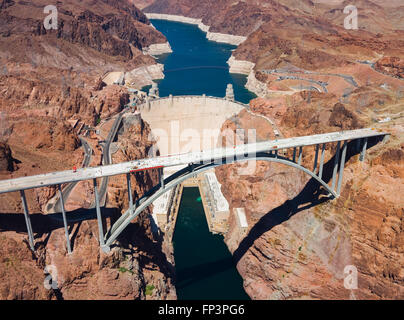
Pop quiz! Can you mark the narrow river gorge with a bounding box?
[149,19,255,299]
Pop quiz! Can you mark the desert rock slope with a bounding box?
[137,0,404,299]
[0,0,176,300]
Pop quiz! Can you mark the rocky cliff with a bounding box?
[215,87,404,299]
[0,115,176,300]
[0,0,176,300]
[375,57,404,79]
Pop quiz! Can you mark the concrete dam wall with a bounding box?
[138,95,248,157]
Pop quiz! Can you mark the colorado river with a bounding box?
[150,19,253,300]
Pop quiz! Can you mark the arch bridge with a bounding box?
[0,128,389,253]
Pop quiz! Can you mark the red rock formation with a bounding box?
[0,142,15,172]
[216,90,404,299]
[0,0,176,300]
[0,116,176,300]
[375,57,404,79]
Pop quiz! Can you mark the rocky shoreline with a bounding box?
[144,14,266,97]
[227,56,268,97]
[145,13,247,46]
[143,42,173,57]
[102,64,165,89]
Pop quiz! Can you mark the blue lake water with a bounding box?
[149,19,251,300]
[147,19,256,104]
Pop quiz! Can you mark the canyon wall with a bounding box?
[0,0,177,300]
[215,90,404,299]
[0,115,177,300]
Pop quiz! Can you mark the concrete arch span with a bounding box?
[103,152,337,251]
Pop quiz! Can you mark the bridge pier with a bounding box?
[337,141,348,196]
[58,184,72,254]
[160,167,165,189]
[20,190,35,251]
[93,179,105,247]
[293,147,296,162]
[356,138,361,153]
[331,141,341,192]
[313,144,319,173]
[126,173,134,215]
[298,146,303,166]
[360,137,368,162]
[318,143,326,180]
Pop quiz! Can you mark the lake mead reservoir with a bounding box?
[149,19,256,104]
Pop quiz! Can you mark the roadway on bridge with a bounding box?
[0,128,388,194]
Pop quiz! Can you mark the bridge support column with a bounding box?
[313,144,319,173]
[319,143,326,180]
[298,146,303,166]
[58,184,72,254]
[20,190,35,251]
[146,97,150,111]
[337,141,348,196]
[160,167,164,189]
[360,137,368,162]
[93,179,105,247]
[356,138,361,153]
[126,173,134,215]
[292,147,296,162]
[331,141,341,192]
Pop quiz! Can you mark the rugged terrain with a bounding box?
[141,0,404,96]
[216,89,404,299]
[0,0,176,300]
[139,0,404,299]
[1,0,403,300]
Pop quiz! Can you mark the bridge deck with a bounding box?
[0,128,388,194]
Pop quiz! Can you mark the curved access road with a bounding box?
[92,111,125,207]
